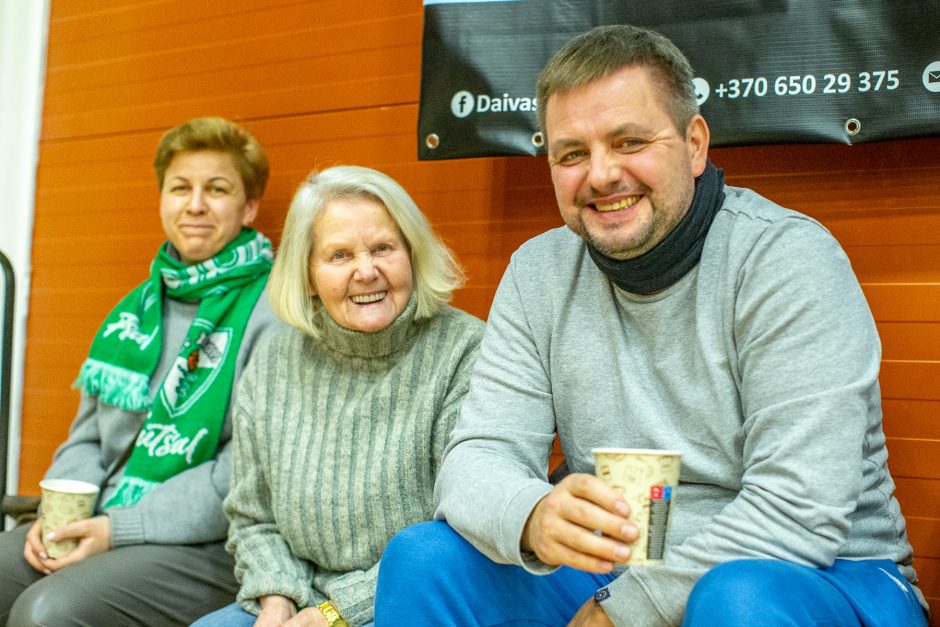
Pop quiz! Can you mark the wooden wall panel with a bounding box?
[23,0,940,620]
[42,1,423,140]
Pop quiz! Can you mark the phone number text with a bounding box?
[714,71,900,98]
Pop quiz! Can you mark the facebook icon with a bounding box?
[450,90,475,117]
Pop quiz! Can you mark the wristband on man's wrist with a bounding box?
[317,600,348,626]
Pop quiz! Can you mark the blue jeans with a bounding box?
[374,521,928,626]
[191,602,255,627]
[375,521,616,626]
[683,558,926,626]
[191,601,376,627]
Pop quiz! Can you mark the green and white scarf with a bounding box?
[74,228,273,509]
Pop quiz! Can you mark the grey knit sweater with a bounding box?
[225,297,483,626]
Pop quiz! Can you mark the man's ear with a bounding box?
[686,114,710,176]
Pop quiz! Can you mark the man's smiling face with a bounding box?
[546,65,709,260]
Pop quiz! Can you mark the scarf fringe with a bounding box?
[73,358,152,412]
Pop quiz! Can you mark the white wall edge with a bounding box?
[1,0,50,527]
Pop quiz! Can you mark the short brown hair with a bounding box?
[536,24,698,137]
[153,117,269,199]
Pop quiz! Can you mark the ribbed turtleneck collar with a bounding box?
[314,292,419,358]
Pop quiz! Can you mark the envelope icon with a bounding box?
[930,70,940,83]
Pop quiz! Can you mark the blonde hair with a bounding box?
[153,117,269,199]
[269,165,466,337]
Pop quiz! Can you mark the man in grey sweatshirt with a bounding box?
[373,24,928,627]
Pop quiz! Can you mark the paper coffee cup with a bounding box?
[592,448,681,566]
[39,479,100,559]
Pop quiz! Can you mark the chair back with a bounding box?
[0,250,14,508]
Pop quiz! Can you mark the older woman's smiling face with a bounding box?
[309,196,414,333]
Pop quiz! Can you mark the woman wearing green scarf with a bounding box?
[0,117,281,626]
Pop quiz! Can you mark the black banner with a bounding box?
[418,0,940,160]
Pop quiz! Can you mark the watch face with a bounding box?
[594,586,611,605]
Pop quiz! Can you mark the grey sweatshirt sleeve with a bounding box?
[601,220,882,625]
[47,382,234,546]
[107,441,233,546]
[44,395,113,488]
[434,259,556,568]
[50,391,213,542]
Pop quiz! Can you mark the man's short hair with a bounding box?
[153,117,269,200]
[536,24,699,137]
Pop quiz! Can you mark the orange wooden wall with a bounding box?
[22,0,939,619]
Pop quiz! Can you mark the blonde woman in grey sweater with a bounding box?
[191,166,484,627]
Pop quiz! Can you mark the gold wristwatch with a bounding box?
[317,600,348,627]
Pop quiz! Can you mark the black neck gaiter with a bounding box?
[586,161,725,295]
